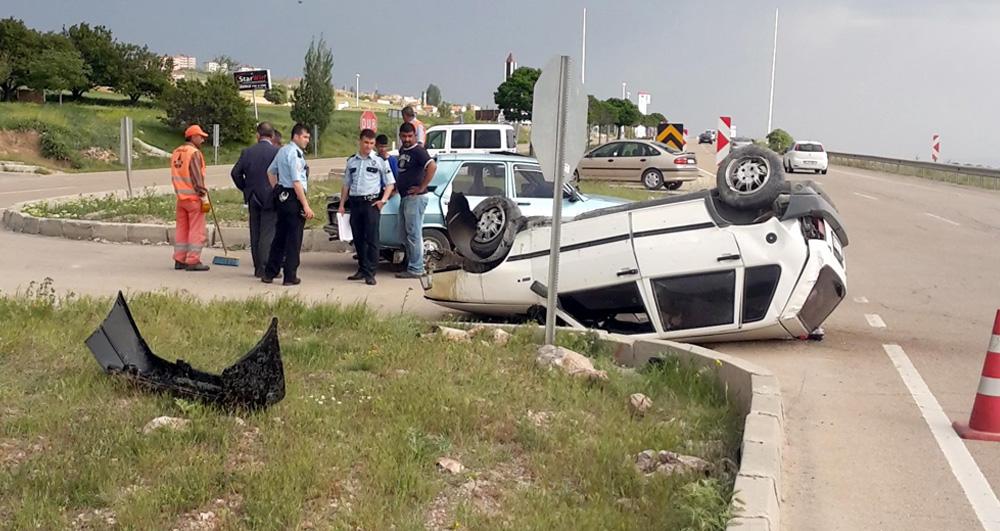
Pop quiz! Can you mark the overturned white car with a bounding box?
[422,146,848,343]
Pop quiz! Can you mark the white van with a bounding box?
[424,124,517,157]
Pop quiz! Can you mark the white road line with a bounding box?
[865,313,887,328]
[833,167,985,197]
[883,344,1000,530]
[853,192,879,200]
[697,168,715,178]
[854,296,870,303]
[925,212,961,226]
[0,186,77,196]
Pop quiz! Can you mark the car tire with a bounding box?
[663,181,683,191]
[716,145,786,211]
[572,170,580,184]
[821,169,828,175]
[470,196,522,259]
[641,169,664,190]
[422,228,451,270]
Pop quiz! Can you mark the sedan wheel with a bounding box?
[642,169,664,190]
[474,206,506,244]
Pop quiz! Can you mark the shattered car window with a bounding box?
[560,282,655,335]
[651,270,736,331]
[513,165,552,199]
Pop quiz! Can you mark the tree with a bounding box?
[766,128,794,153]
[64,23,120,97]
[115,43,172,104]
[604,98,641,138]
[210,55,239,73]
[642,112,666,128]
[159,74,254,144]
[494,67,540,122]
[28,33,90,104]
[291,36,334,141]
[438,100,452,120]
[0,18,42,101]
[425,83,442,106]
[264,84,288,104]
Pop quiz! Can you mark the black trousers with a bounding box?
[348,196,381,278]
[248,202,277,276]
[265,189,305,280]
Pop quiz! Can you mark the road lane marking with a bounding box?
[853,192,878,200]
[833,167,988,198]
[0,186,77,196]
[697,168,715,178]
[882,344,1000,530]
[925,213,961,226]
[865,313,886,328]
[854,296,869,303]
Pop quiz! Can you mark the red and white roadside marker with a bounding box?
[932,134,941,162]
[715,116,731,166]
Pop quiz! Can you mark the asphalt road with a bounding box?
[3,146,999,530]
[0,159,451,319]
[692,143,1000,530]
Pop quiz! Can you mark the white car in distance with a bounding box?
[784,141,828,174]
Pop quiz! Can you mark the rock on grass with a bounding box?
[535,345,608,381]
[142,416,190,434]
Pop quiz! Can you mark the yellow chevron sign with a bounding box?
[656,123,685,150]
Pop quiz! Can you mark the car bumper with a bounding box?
[788,159,829,170]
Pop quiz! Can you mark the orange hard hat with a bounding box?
[184,124,209,139]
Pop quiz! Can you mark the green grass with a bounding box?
[0,287,739,530]
[21,180,342,230]
[0,96,451,172]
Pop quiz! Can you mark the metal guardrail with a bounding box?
[827,151,1000,190]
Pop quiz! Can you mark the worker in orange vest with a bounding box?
[170,125,211,271]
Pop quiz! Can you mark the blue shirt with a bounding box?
[267,144,309,192]
[385,154,399,180]
[344,151,394,196]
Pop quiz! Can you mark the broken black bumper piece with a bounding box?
[85,292,286,409]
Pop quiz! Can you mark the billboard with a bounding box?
[233,69,271,91]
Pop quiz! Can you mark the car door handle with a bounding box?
[516,202,530,206]
[607,159,614,162]
[717,254,741,262]
[639,158,647,162]
[616,268,639,277]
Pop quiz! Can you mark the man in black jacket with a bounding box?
[231,122,280,277]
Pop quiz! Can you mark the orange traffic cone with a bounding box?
[953,310,1000,442]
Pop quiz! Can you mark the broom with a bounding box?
[205,189,240,267]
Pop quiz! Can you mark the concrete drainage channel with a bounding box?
[444,323,784,530]
[0,186,349,253]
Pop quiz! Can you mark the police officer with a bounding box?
[261,123,314,286]
[339,128,395,285]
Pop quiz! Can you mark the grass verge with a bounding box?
[20,180,342,230]
[0,287,739,530]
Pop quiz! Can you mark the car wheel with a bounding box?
[821,169,828,175]
[572,170,580,184]
[663,181,682,191]
[716,145,786,210]
[470,196,522,259]
[641,169,664,190]
[814,169,821,174]
[422,228,451,271]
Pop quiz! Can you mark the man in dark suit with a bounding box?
[231,122,280,277]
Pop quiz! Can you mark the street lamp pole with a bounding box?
[355,73,360,108]
[767,8,779,135]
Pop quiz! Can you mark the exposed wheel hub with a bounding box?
[475,207,505,243]
[726,157,771,195]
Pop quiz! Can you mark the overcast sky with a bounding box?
[6,0,998,165]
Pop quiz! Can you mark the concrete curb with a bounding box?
[438,323,783,530]
[0,186,350,253]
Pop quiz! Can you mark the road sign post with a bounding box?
[531,55,586,345]
[716,116,732,166]
[932,134,941,162]
[313,124,319,156]
[119,116,134,199]
[212,124,220,165]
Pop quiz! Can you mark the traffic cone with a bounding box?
[953,310,1000,442]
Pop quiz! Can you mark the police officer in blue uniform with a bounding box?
[262,123,314,286]
[339,128,395,285]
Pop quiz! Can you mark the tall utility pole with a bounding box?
[581,8,587,84]
[767,7,779,135]
[621,81,626,99]
[355,73,360,108]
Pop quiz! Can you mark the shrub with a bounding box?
[8,119,82,167]
[158,74,254,144]
[264,84,288,105]
[766,128,794,154]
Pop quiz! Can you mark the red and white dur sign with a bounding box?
[359,111,378,132]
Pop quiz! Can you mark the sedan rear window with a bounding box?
[653,142,681,154]
[795,143,825,152]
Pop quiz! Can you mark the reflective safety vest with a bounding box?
[170,144,205,201]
